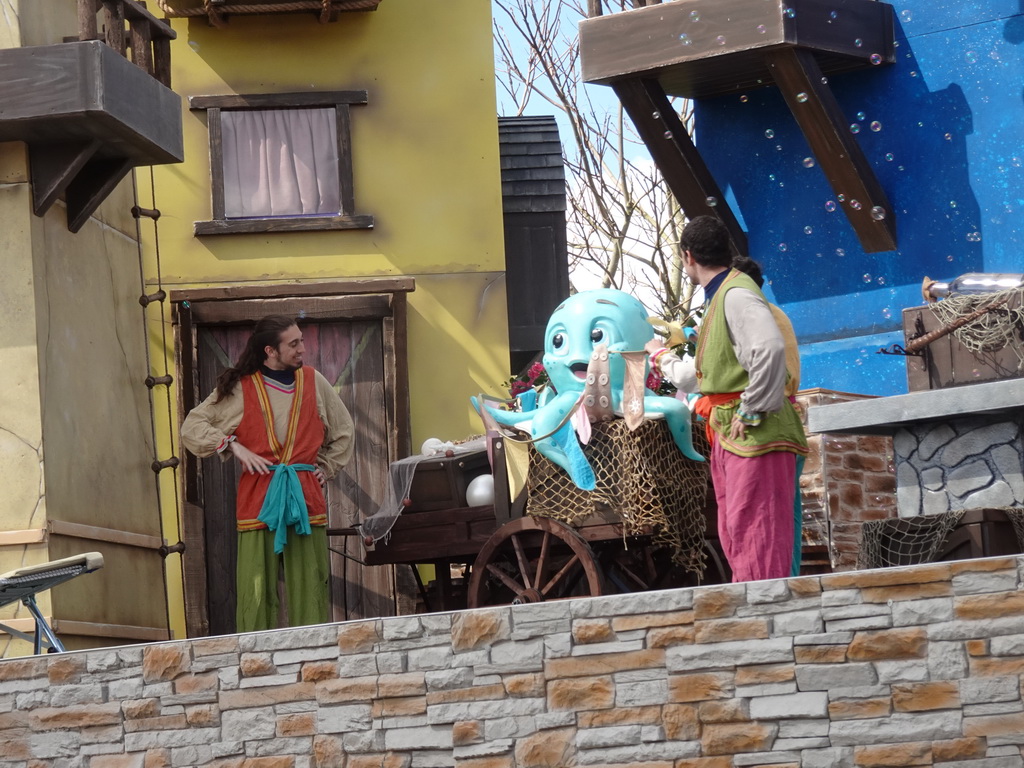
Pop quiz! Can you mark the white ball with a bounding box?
[465,474,495,507]
[421,437,444,456]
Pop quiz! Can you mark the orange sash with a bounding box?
[692,392,742,445]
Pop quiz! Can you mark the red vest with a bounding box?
[234,367,327,530]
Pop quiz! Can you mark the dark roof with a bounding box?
[498,116,566,213]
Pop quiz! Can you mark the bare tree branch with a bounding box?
[494,0,697,322]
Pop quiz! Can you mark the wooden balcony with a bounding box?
[0,0,183,232]
[579,0,898,253]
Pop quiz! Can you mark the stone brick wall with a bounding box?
[3,556,1024,767]
[797,390,897,571]
[894,414,1024,517]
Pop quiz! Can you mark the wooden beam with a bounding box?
[29,140,102,216]
[65,156,134,233]
[612,77,748,257]
[52,619,171,642]
[168,277,416,304]
[194,213,373,236]
[765,47,896,253]
[190,91,368,110]
[49,519,164,551]
[185,294,393,324]
[0,529,47,546]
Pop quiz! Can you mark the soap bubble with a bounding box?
[862,273,872,283]
[965,50,978,64]
[757,24,767,34]
[803,157,816,168]
[850,200,862,210]
[830,10,838,19]
[785,7,796,18]
[716,35,727,45]
[679,33,691,45]
[690,10,700,21]
[870,206,886,220]
[796,92,808,103]
[778,242,788,252]
[881,307,891,319]
[803,226,813,235]
[850,123,861,134]
[651,111,661,119]
[856,111,866,121]
[836,248,846,256]
[664,131,672,139]
[870,53,883,65]
[854,38,863,47]
[870,121,882,132]
[765,129,775,138]
[825,201,836,212]
[885,152,895,161]
[966,231,981,242]
[900,9,912,21]
[820,76,829,85]
[706,196,718,207]
[740,94,749,103]
[877,276,886,285]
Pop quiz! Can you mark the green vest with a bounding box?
[695,269,808,458]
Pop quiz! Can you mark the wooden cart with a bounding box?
[330,428,729,613]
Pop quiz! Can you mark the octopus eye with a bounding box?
[552,333,565,349]
[591,328,605,343]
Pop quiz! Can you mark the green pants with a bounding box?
[236,526,329,633]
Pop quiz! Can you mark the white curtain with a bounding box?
[221,108,340,218]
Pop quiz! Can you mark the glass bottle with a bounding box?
[922,273,1024,302]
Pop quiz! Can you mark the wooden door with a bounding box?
[173,283,412,636]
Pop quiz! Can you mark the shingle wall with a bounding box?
[2,556,1023,767]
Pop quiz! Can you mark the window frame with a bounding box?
[189,91,373,236]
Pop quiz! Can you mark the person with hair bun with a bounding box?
[645,217,807,582]
[182,315,354,632]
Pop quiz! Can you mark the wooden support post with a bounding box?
[29,140,103,217]
[586,0,603,17]
[102,0,127,55]
[152,36,171,88]
[612,77,748,257]
[64,156,133,233]
[78,0,100,40]
[765,47,897,253]
[129,18,153,75]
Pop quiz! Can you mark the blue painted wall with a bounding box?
[696,1,1024,395]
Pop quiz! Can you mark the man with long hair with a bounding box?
[646,217,807,581]
[182,315,354,632]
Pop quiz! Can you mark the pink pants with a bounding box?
[711,442,796,582]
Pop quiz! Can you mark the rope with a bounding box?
[928,286,1024,370]
[132,169,185,632]
[157,0,381,17]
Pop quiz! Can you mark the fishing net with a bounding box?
[857,510,967,569]
[927,287,1024,370]
[525,418,711,574]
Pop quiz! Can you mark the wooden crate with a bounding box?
[405,450,491,512]
[902,293,1024,391]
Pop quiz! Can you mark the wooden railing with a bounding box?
[587,0,663,17]
[77,0,176,88]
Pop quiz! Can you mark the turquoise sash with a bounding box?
[257,463,316,554]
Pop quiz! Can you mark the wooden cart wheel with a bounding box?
[467,517,603,609]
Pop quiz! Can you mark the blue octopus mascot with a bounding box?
[475,288,703,491]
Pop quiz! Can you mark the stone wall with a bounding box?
[796,390,897,570]
[3,556,1024,767]
[894,414,1024,518]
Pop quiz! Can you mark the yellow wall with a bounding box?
[146,0,509,637]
